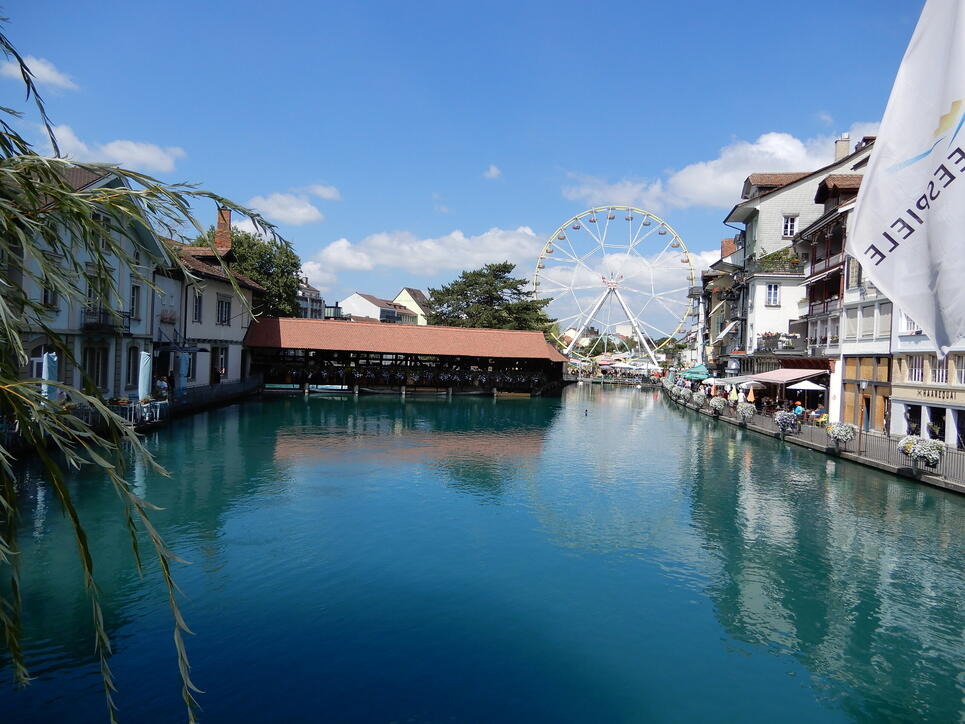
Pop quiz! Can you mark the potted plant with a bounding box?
[830,335,840,343]
[709,397,726,417]
[692,391,707,408]
[825,422,856,453]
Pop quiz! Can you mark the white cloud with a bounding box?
[306,184,342,201]
[817,111,834,127]
[1,55,77,90]
[51,124,185,172]
[301,261,337,292]
[305,225,543,279]
[247,193,323,225]
[483,164,502,179]
[563,121,880,211]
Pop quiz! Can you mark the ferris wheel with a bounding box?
[532,205,697,367]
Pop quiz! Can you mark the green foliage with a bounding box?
[0,27,276,723]
[426,261,552,330]
[193,227,302,317]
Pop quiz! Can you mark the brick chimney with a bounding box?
[214,206,232,251]
[720,237,737,258]
[834,133,851,161]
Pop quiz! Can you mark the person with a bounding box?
[793,400,805,417]
[738,389,747,404]
[154,375,168,400]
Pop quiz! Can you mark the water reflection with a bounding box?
[674,402,965,723]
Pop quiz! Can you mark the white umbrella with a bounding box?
[740,381,766,390]
[787,379,826,391]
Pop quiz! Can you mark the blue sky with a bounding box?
[5,0,923,308]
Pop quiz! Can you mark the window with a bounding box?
[82,346,109,389]
[186,351,196,381]
[126,345,140,389]
[216,295,231,326]
[91,211,111,249]
[192,289,203,323]
[845,307,858,338]
[782,216,797,237]
[957,354,965,385]
[215,346,229,379]
[932,355,948,384]
[903,312,920,333]
[860,305,875,338]
[765,283,779,306]
[129,284,142,320]
[42,278,58,309]
[908,355,924,383]
[877,303,892,337]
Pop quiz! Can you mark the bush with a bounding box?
[826,422,856,443]
[898,435,946,466]
[736,402,756,421]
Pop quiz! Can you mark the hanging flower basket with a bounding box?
[773,410,797,438]
[709,397,726,417]
[898,435,945,470]
[736,402,756,424]
[692,392,707,408]
[826,422,856,453]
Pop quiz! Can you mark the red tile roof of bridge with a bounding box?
[245,317,567,362]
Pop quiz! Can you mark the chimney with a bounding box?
[214,206,232,250]
[720,237,737,258]
[834,133,851,161]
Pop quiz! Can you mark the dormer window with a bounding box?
[782,215,797,238]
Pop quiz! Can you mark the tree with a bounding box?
[426,262,552,330]
[0,30,282,723]
[192,226,302,317]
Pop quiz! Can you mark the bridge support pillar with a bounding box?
[401,385,406,398]
[447,387,452,399]
[353,384,359,396]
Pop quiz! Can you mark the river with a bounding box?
[2,385,963,722]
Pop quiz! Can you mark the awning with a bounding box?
[715,320,739,342]
[749,368,827,384]
[702,376,752,385]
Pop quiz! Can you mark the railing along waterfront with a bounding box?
[663,389,965,493]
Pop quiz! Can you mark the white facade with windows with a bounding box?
[889,308,965,449]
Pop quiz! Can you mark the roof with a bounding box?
[814,174,863,203]
[356,293,416,313]
[399,287,430,308]
[746,173,810,192]
[176,247,266,292]
[749,368,827,384]
[725,140,875,223]
[61,166,108,191]
[245,318,567,362]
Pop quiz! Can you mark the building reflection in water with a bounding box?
[679,403,965,723]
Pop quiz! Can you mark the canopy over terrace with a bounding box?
[244,318,568,394]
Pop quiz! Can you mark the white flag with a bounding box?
[848,0,965,355]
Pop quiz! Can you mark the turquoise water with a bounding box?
[2,385,964,722]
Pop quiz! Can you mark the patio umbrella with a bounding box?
[787,380,826,391]
[739,381,766,390]
[747,387,755,403]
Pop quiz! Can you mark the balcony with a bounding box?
[83,307,131,333]
[808,251,845,277]
[757,334,804,353]
[745,258,805,276]
[808,298,842,316]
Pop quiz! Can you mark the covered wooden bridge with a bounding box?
[243,318,569,396]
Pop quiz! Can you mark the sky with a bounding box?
[4,0,924,318]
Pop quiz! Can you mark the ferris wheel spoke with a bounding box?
[579,217,605,247]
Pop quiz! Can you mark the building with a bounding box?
[18,167,169,400]
[889,311,965,448]
[340,293,418,324]
[393,288,430,325]
[161,208,265,392]
[716,134,875,376]
[296,277,324,319]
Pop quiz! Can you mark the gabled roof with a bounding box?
[744,173,810,196]
[814,174,863,203]
[61,166,108,191]
[398,287,430,309]
[245,318,567,362]
[174,245,265,292]
[356,292,416,313]
[725,140,875,223]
